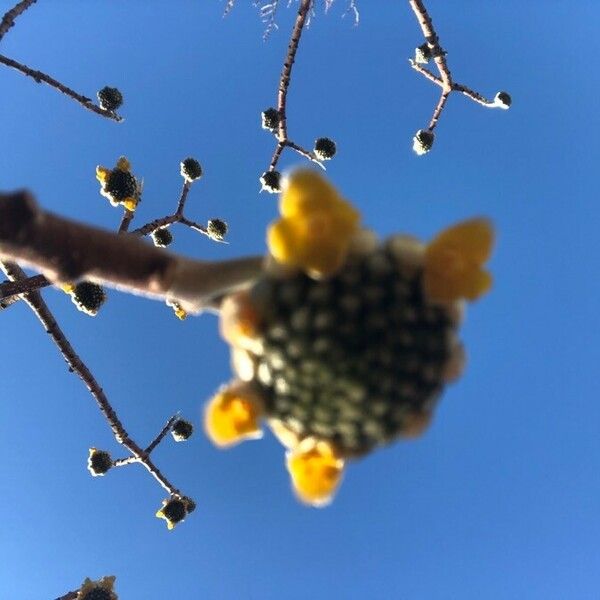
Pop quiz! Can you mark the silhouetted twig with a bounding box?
[0,0,37,42]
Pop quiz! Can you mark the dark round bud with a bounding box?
[171,419,194,442]
[260,170,281,194]
[180,158,203,182]
[414,43,432,64]
[97,86,123,112]
[88,449,112,476]
[162,498,187,524]
[494,91,512,109]
[412,129,435,155]
[72,282,106,316]
[207,218,228,241]
[151,228,173,248]
[261,108,280,131]
[105,169,137,202]
[314,137,337,161]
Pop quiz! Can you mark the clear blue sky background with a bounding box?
[1,1,599,598]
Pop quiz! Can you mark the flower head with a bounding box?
[260,170,281,194]
[77,575,117,600]
[171,419,193,442]
[151,227,173,248]
[70,282,106,316]
[267,170,360,278]
[87,448,112,476]
[207,218,228,241]
[261,107,280,131]
[97,86,123,112]
[206,170,493,506]
[156,496,194,530]
[96,157,139,209]
[180,157,203,183]
[423,217,494,302]
[494,91,512,109]
[413,129,435,155]
[314,137,337,161]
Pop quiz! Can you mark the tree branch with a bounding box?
[0,0,37,42]
[0,190,263,312]
[408,0,504,136]
[0,54,122,121]
[0,260,183,497]
[265,0,323,173]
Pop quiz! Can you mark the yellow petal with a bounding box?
[204,383,263,448]
[122,197,138,212]
[116,156,131,172]
[60,282,75,294]
[428,218,494,265]
[280,170,343,218]
[424,218,494,302]
[267,218,301,268]
[96,166,110,185]
[286,439,344,507]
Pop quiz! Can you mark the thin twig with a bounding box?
[408,0,501,134]
[0,259,183,496]
[54,591,77,600]
[0,0,37,42]
[0,54,122,121]
[266,0,323,173]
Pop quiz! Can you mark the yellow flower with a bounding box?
[77,575,117,600]
[423,218,494,302]
[204,382,263,448]
[95,156,139,208]
[267,170,360,278]
[286,438,345,507]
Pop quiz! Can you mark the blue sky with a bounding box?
[1,1,599,598]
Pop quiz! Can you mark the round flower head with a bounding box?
[71,282,106,316]
[87,448,112,476]
[206,170,493,506]
[151,227,173,248]
[207,218,228,241]
[96,157,139,209]
[260,170,282,194]
[97,86,123,112]
[180,157,203,183]
[76,575,118,600]
[156,496,192,530]
[171,419,194,442]
[261,107,280,131]
[413,129,435,155]
[494,91,512,110]
[314,137,337,161]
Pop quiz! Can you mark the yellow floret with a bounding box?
[267,170,360,278]
[424,218,494,302]
[286,438,345,507]
[204,383,263,448]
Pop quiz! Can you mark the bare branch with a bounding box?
[0,54,122,121]
[408,0,506,137]
[0,0,37,42]
[266,0,322,173]
[0,272,49,299]
[0,260,183,497]
[0,190,263,312]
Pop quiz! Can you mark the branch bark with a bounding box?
[0,190,263,312]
